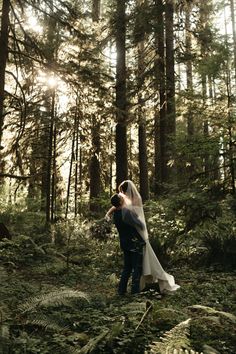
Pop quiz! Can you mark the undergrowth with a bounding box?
[0,192,236,353]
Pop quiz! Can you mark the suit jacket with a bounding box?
[113,208,145,251]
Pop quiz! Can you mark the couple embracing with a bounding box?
[106,180,180,296]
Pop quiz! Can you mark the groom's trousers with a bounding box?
[118,249,143,295]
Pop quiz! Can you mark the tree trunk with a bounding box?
[46,89,55,223]
[115,0,128,186]
[40,107,50,213]
[186,4,194,138]
[89,116,101,212]
[154,0,167,193]
[89,0,101,212]
[138,123,149,201]
[0,0,10,149]
[74,99,79,218]
[51,99,57,222]
[224,6,235,194]
[202,80,210,179]
[92,0,100,22]
[165,0,176,181]
[28,119,40,210]
[65,126,75,219]
[78,146,82,214]
[185,2,195,180]
[208,75,220,181]
[230,0,236,87]
[74,122,79,217]
[199,5,210,179]
[137,1,149,201]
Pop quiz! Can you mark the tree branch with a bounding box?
[0,173,42,180]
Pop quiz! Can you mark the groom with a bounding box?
[110,194,145,295]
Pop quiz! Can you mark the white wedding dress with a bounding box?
[119,180,180,293]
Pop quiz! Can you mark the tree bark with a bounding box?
[115,0,128,186]
[224,6,235,194]
[89,116,101,211]
[186,3,194,138]
[74,100,79,217]
[89,0,101,212]
[185,2,195,178]
[165,0,176,181]
[46,89,55,223]
[0,0,10,148]
[200,5,210,179]
[230,0,236,87]
[51,98,57,222]
[65,125,75,219]
[137,0,149,201]
[92,0,101,22]
[154,0,167,193]
[208,75,220,182]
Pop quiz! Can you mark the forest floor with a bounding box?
[0,227,236,354]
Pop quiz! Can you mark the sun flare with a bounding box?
[25,11,43,34]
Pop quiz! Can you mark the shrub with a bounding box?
[0,235,47,266]
[90,218,114,241]
[144,200,185,266]
[196,217,236,268]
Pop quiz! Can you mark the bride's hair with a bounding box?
[119,181,128,193]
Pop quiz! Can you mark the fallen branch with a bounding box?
[135,300,153,331]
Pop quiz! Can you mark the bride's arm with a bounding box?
[105,206,116,220]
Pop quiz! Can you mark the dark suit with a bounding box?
[113,208,145,294]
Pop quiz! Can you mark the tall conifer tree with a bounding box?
[115,0,128,186]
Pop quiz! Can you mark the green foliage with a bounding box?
[0,235,47,266]
[19,288,89,313]
[166,190,222,231]
[90,218,114,241]
[149,319,191,353]
[195,216,236,267]
[145,200,185,266]
[0,196,236,353]
[143,191,236,268]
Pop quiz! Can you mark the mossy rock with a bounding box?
[152,307,187,330]
[190,315,236,354]
[188,305,236,324]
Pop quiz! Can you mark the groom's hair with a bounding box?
[111,193,121,208]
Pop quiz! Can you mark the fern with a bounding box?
[149,319,192,354]
[19,288,89,313]
[0,324,10,354]
[24,313,68,331]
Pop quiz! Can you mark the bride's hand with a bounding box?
[105,213,111,221]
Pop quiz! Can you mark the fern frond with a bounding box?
[19,288,89,313]
[0,324,10,340]
[24,313,68,331]
[0,323,10,354]
[0,266,8,281]
[149,319,192,354]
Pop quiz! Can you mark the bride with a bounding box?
[106,180,180,293]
